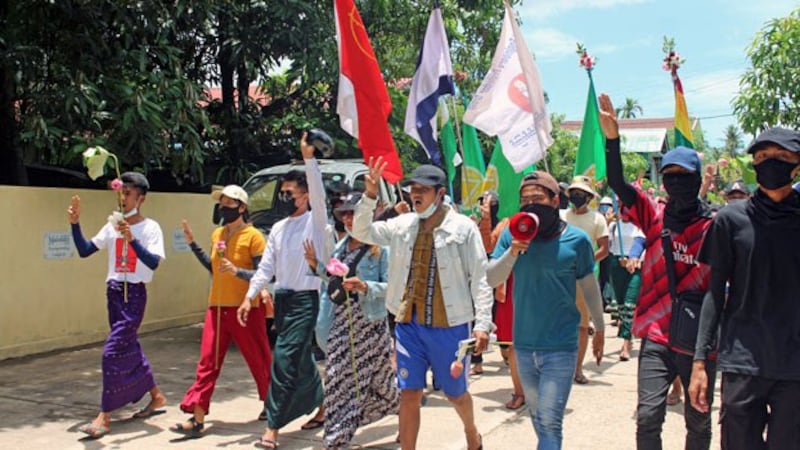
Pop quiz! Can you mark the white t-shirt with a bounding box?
[560,208,609,249]
[91,218,166,283]
[608,220,645,256]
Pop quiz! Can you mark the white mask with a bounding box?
[124,207,138,218]
[416,195,440,219]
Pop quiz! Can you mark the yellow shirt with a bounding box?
[208,225,266,307]
[397,229,449,327]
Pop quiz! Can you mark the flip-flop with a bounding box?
[254,438,279,449]
[132,406,166,419]
[78,423,110,439]
[574,374,589,384]
[300,418,325,430]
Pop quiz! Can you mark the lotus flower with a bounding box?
[82,147,112,180]
[450,360,464,378]
[215,241,226,258]
[718,158,729,167]
[110,178,123,191]
[326,258,349,277]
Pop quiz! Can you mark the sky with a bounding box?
[514,0,799,148]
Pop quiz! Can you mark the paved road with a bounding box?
[0,318,720,449]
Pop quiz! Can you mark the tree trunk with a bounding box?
[0,64,28,185]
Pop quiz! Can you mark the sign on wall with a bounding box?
[172,227,191,253]
[43,231,74,260]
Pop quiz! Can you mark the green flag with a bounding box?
[573,73,606,183]
[481,140,534,220]
[460,121,486,216]
[440,116,459,184]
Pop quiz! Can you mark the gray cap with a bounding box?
[402,165,447,187]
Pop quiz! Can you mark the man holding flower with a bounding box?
[67,172,167,439]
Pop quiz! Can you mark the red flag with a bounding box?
[334,0,403,183]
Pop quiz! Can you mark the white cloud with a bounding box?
[520,0,651,20]
[527,28,584,60]
[646,69,742,113]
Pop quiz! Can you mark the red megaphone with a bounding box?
[509,212,540,241]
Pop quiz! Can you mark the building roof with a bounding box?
[560,117,702,153]
[203,85,271,107]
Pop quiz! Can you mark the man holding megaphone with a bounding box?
[487,171,605,449]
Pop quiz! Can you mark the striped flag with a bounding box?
[671,70,694,148]
[404,2,455,166]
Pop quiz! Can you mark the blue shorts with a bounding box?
[395,314,470,398]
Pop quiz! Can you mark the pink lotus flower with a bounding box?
[648,187,655,196]
[718,158,729,167]
[326,258,349,277]
[450,360,464,378]
[110,178,123,191]
[215,241,226,257]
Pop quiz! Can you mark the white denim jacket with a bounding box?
[351,195,495,332]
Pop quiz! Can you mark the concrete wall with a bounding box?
[0,185,218,360]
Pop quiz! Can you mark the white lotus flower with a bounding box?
[82,146,111,180]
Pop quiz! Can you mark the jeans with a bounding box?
[720,373,800,450]
[637,339,716,450]
[516,349,578,450]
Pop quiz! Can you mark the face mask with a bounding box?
[521,203,561,240]
[124,207,138,218]
[569,192,589,209]
[334,219,346,233]
[755,158,799,190]
[276,193,299,216]
[662,172,701,202]
[416,194,441,219]
[220,206,241,224]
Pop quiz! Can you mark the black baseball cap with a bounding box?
[402,164,447,187]
[747,127,800,154]
[725,181,750,196]
[121,171,150,194]
[333,192,362,220]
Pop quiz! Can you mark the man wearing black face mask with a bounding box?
[561,175,610,385]
[239,133,328,449]
[599,93,716,450]
[688,127,800,449]
[486,171,605,448]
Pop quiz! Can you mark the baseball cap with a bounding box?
[520,171,560,197]
[660,146,701,173]
[600,196,613,206]
[402,164,447,187]
[567,175,598,197]
[212,185,249,205]
[747,127,800,154]
[333,192,362,220]
[725,181,750,196]
[120,172,150,194]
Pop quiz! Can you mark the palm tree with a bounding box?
[615,97,644,119]
[723,125,743,157]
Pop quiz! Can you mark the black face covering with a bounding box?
[334,219,346,233]
[276,194,299,216]
[755,158,799,190]
[568,192,589,209]
[521,203,563,240]
[220,206,242,224]
[662,172,703,232]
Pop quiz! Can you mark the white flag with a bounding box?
[463,1,553,172]
[404,4,454,166]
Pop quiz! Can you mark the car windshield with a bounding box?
[243,172,347,221]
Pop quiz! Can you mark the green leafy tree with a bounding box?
[722,124,743,157]
[615,97,643,119]
[733,9,800,134]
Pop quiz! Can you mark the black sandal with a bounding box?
[170,417,204,438]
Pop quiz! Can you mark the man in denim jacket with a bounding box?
[352,160,493,450]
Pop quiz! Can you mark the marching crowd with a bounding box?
[66,94,800,449]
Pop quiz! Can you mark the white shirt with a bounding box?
[246,158,328,298]
[91,218,165,283]
[608,220,645,257]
